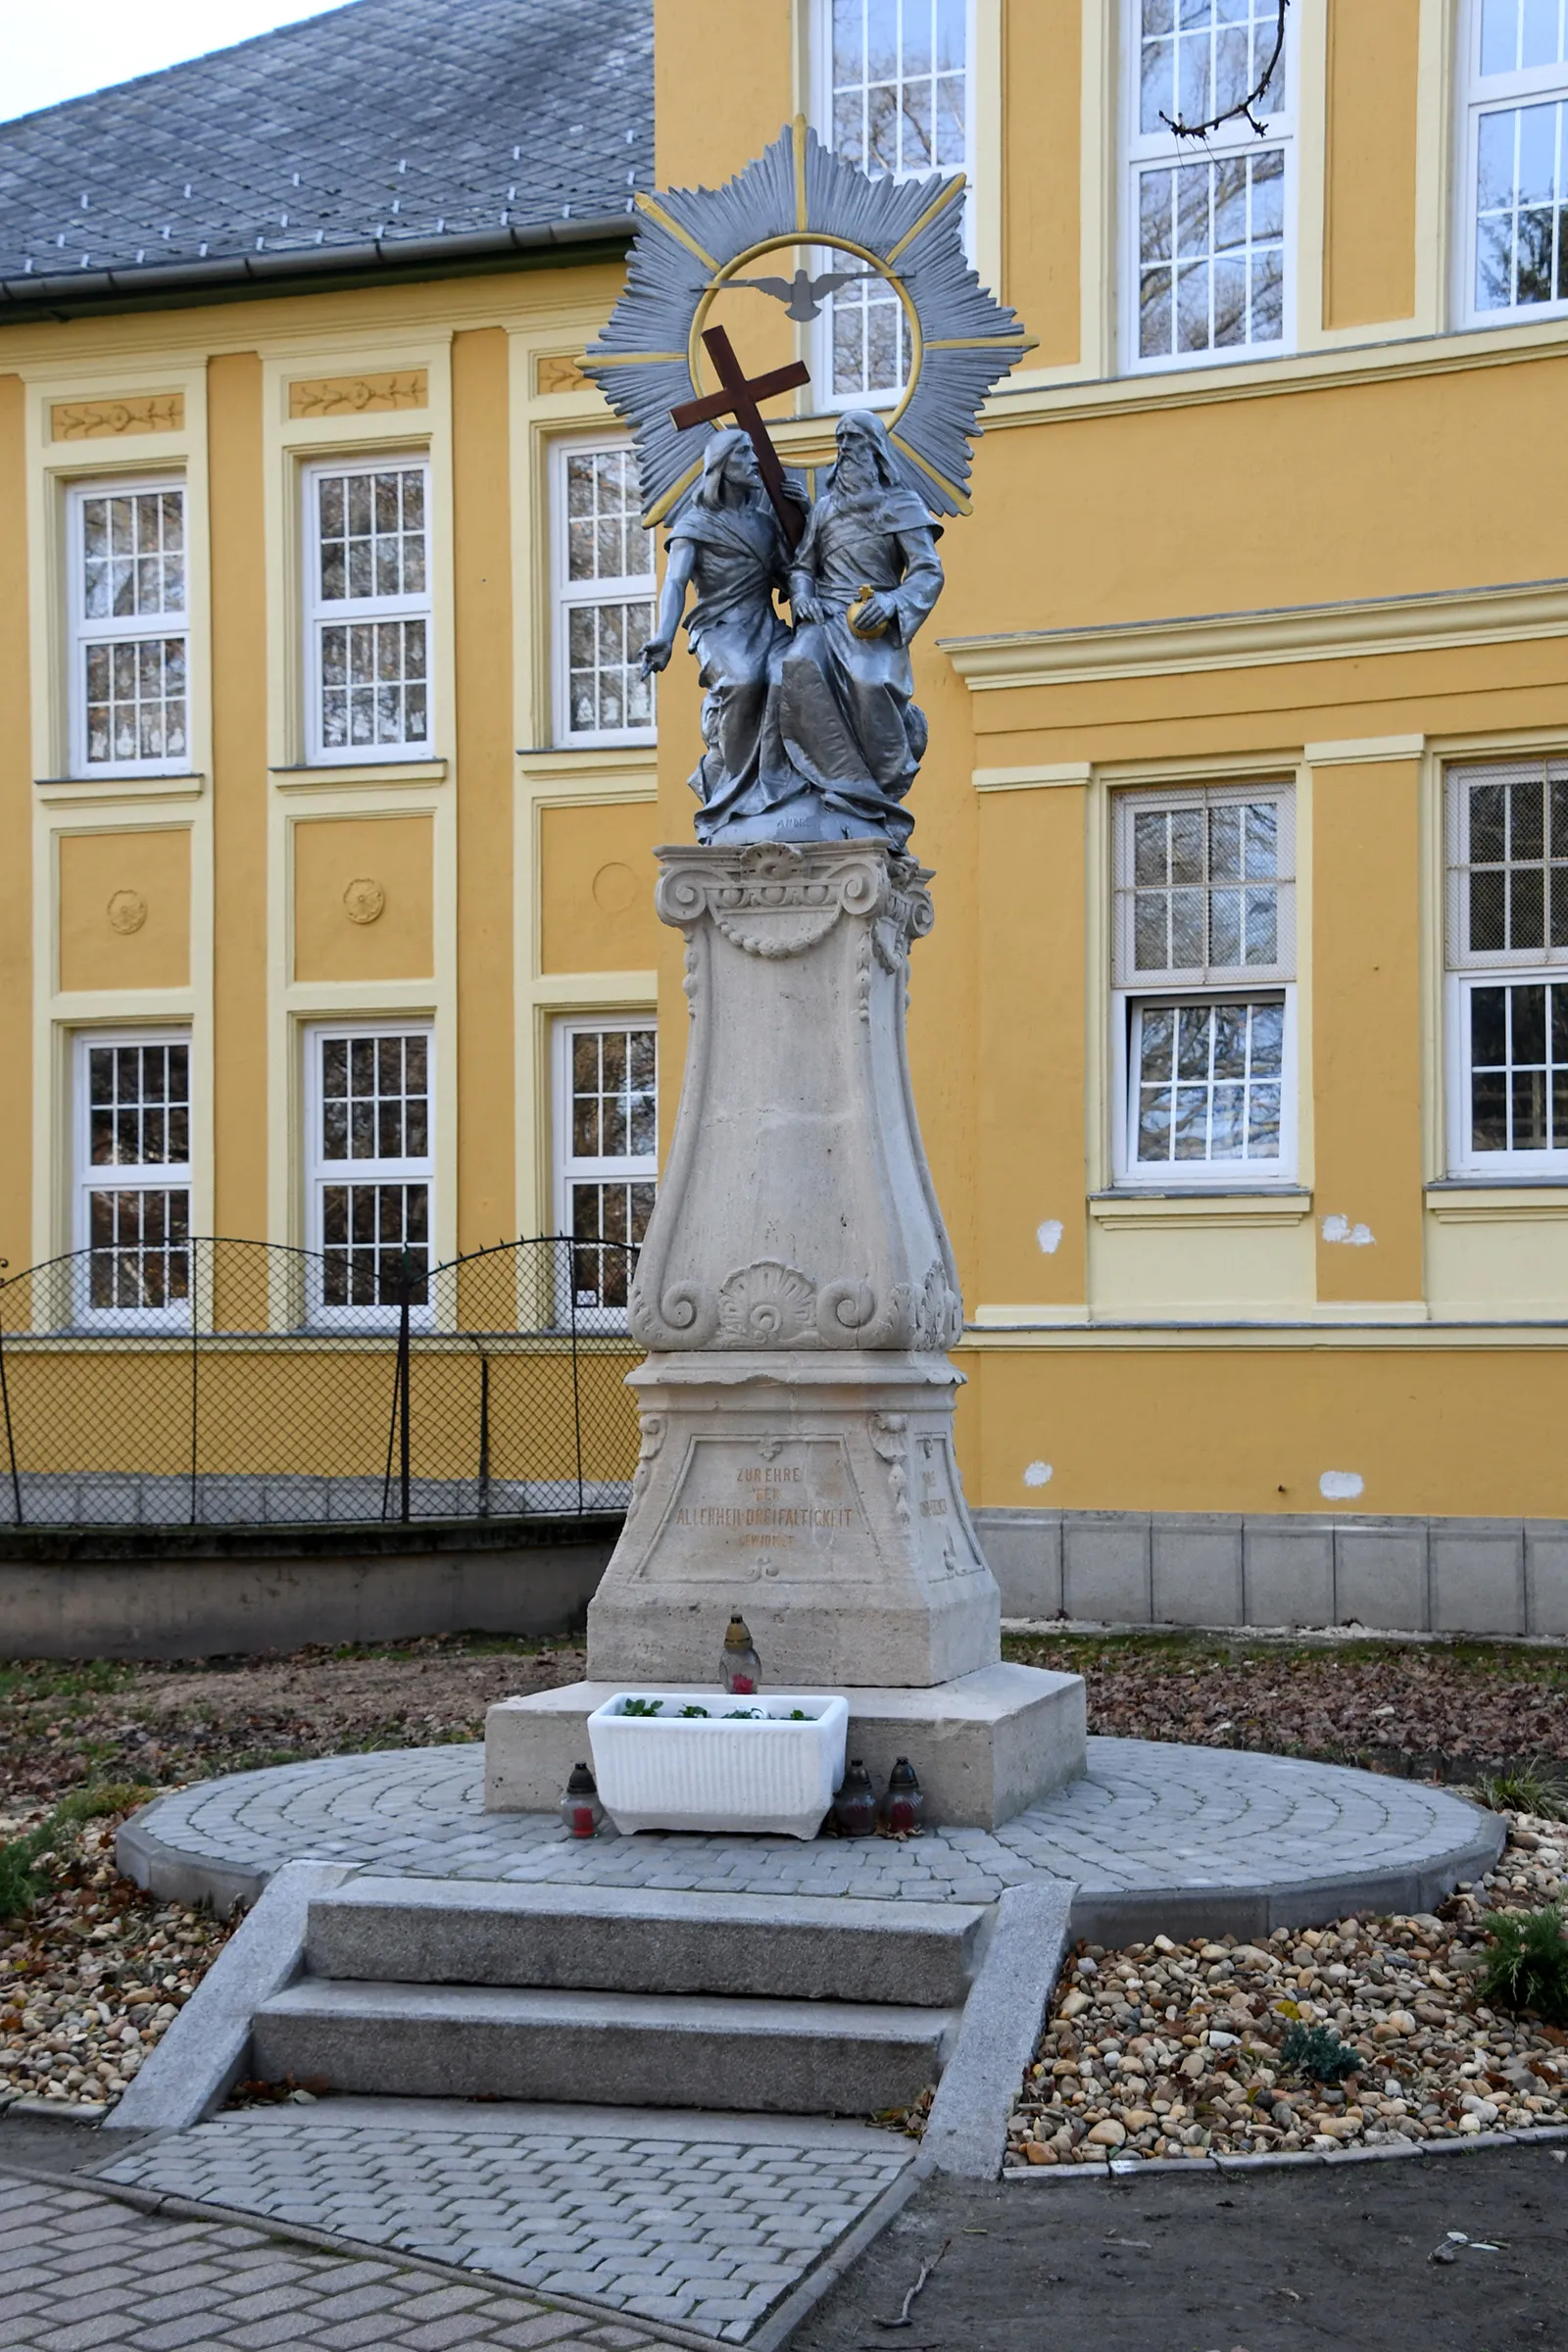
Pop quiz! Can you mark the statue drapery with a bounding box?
[644,413,945,849]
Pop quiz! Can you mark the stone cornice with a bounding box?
[941,575,1568,692]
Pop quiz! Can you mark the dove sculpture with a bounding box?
[726,266,876,321]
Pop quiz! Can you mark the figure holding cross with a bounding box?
[667,325,811,549]
[639,325,944,847]
[638,416,806,841]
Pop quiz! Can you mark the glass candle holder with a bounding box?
[832,1758,877,1838]
[721,1612,761,1694]
[560,1760,603,1838]
[878,1756,924,1835]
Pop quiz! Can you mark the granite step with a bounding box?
[304,1878,986,2007]
[251,1979,958,2114]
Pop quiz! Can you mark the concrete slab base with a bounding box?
[484,1660,1087,1831]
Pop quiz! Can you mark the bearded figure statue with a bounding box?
[774,408,944,851]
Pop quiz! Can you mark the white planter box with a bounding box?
[586,1692,850,1838]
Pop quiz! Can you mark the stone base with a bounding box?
[586,1351,1000,1690]
[483,1661,1086,1832]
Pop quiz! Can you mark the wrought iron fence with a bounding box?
[0,1236,643,1529]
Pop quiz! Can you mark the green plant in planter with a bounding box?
[677,1704,710,1718]
[619,1697,665,1717]
[1279,2022,1361,2084]
[1473,1904,1568,2024]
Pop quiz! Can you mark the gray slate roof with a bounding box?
[0,0,650,313]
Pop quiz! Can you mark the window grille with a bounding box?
[1113,783,1296,989]
[74,1033,191,1320]
[1125,0,1292,369]
[1447,757,1568,969]
[1463,0,1568,320]
[1446,757,1568,1171]
[1112,782,1296,1182]
[304,459,431,761]
[68,481,187,775]
[816,0,971,402]
[555,1019,658,1320]
[306,1026,433,1316]
[552,443,657,748]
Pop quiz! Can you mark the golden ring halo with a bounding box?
[589,121,1028,530]
[686,232,923,433]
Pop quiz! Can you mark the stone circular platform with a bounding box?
[119,1739,1503,1943]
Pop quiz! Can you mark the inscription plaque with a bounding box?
[646,1436,871,1582]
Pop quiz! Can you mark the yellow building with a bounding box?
[7,0,1568,1640]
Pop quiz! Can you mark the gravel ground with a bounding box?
[0,1638,583,2117]
[0,1803,235,2113]
[1008,1811,1568,2167]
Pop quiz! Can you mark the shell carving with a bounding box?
[715,1260,817,1346]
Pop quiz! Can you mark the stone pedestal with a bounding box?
[585,1350,997,1688]
[485,1665,1086,1834]
[589,841,997,1688]
[486,839,1085,1827]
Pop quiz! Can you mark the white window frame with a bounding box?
[303,1020,435,1326]
[1110,781,1298,1188]
[301,453,433,766]
[809,0,976,410]
[1121,0,1297,374]
[72,1027,193,1330]
[552,1015,658,1330]
[1444,754,1568,1174]
[550,437,659,751]
[66,474,189,780]
[1456,0,1568,328]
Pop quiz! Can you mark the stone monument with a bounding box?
[486,122,1085,1828]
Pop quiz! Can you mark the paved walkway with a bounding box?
[95,2103,913,2343]
[0,2167,679,2352]
[122,1738,1502,1936]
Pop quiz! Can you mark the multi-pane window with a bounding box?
[74,1033,191,1320]
[1463,0,1568,319]
[817,0,970,401]
[1113,783,1297,1181]
[304,459,431,761]
[307,1027,433,1315]
[553,443,657,748]
[68,481,187,775]
[1446,758,1568,1169]
[1126,0,1292,368]
[556,1019,657,1323]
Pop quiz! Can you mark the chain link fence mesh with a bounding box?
[0,1237,642,1529]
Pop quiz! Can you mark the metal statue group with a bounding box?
[640,411,943,852]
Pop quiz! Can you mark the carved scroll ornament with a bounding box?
[654,841,933,963]
[632,1253,961,1354]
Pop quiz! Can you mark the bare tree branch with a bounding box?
[1159,0,1288,142]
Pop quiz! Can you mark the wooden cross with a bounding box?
[669,324,810,549]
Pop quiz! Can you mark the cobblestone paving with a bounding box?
[0,2170,679,2351]
[125,1738,1494,1911]
[98,2112,914,2341]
